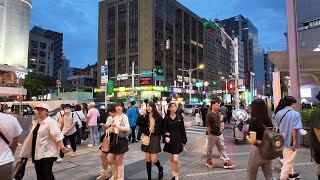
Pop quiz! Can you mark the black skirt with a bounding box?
[141,135,161,154]
[163,137,183,155]
[108,133,129,154]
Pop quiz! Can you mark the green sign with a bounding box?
[140,70,153,78]
[196,82,203,87]
[107,80,115,95]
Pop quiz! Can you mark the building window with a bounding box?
[40,42,46,50]
[31,41,38,49]
[31,49,38,57]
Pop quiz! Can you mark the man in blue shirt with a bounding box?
[275,96,302,180]
[127,101,140,143]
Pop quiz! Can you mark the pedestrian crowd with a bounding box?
[0,93,319,180]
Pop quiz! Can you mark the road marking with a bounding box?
[294,162,314,166]
[186,168,247,177]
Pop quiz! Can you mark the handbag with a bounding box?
[101,130,110,152]
[141,133,151,146]
[184,120,192,128]
[119,116,132,138]
[13,158,28,180]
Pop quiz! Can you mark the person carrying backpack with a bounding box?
[275,96,302,180]
[245,99,274,180]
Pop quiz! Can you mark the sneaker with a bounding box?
[87,144,94,147]
[71,152,76,157]
[56,157,63,163]
[289,173,300,179]
[224,161,236,169]
[206,160,215,168]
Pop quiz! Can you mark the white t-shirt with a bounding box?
[62,113,77,136]
[0,113,23,166]
[112,114,130,133]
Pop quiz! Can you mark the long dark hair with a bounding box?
[251,99,273,132]
[167,102,177,116]
[147,102,161,119]
[274,99,286,115]
[82,103,88,114]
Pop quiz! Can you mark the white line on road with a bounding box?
[186,162,314,177]
[186,168,247,177]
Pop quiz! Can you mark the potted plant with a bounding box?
[300,109,313,146]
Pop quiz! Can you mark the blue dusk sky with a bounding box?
[30,0,287,68]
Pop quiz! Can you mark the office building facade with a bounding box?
[30,26,63,78]
[28,32,54,76]
[98,0,205,89]
[203,25,232,91]
[264,53,274,96]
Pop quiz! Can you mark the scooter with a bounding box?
[232,109,249,144]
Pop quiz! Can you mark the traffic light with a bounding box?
[212,81,217,85]
[227,81,235,91]
[204,19,219,32]
[154,68,164,76]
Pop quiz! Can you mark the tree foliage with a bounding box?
[23,72,57,100]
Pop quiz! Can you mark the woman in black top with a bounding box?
[163,103,187,180]
[246,99,274,180]
[137,102,164,180]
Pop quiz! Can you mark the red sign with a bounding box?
[139,77,152,85]
[227,81,235,91]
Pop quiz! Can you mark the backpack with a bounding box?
[260,126,284,160]
[259,110,290,160]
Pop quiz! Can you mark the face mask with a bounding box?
[64,109,71,113]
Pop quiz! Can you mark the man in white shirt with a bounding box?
[161,97,172,118]
[58,104,77,162]
[0,113,23,179]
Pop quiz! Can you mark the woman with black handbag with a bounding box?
[137,102,164,180]
[107,102,130,180]
[163,103,187,180]
[19,103,69,180]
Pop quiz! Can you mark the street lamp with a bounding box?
[178,64,205,103]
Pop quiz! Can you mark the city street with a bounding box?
[15,117,317,180]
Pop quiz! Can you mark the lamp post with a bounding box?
[179,64,204,102]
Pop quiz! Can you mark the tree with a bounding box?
[23,72,57,100]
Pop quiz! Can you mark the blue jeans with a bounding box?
[88,125,98,144]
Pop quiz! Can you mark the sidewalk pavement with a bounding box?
[14,117,318,180]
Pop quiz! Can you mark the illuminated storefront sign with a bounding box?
[139,77,152,85]
[15,71,27,79]
[113,86,168,92]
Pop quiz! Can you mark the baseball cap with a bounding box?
[35,103,49,111]
[100,105,106,110]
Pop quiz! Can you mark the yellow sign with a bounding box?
[119,87,126,92]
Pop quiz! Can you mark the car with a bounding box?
[184,104,198,116]
[11,104,34,116]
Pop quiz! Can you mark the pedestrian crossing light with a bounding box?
[204,19,219,32]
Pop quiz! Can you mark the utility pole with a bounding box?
[131,61,135,97]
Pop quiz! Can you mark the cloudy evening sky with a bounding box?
[30,0,287,68]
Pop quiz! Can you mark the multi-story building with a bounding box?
[0,0,31,97]
[98,0,205,93]
[264,53,274,96]
[58,54,70,85]
[28,32,54,76]
[30,26,63,78]
[67,63,97,88]
[203,23,231,92]
[220,15,264,91]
